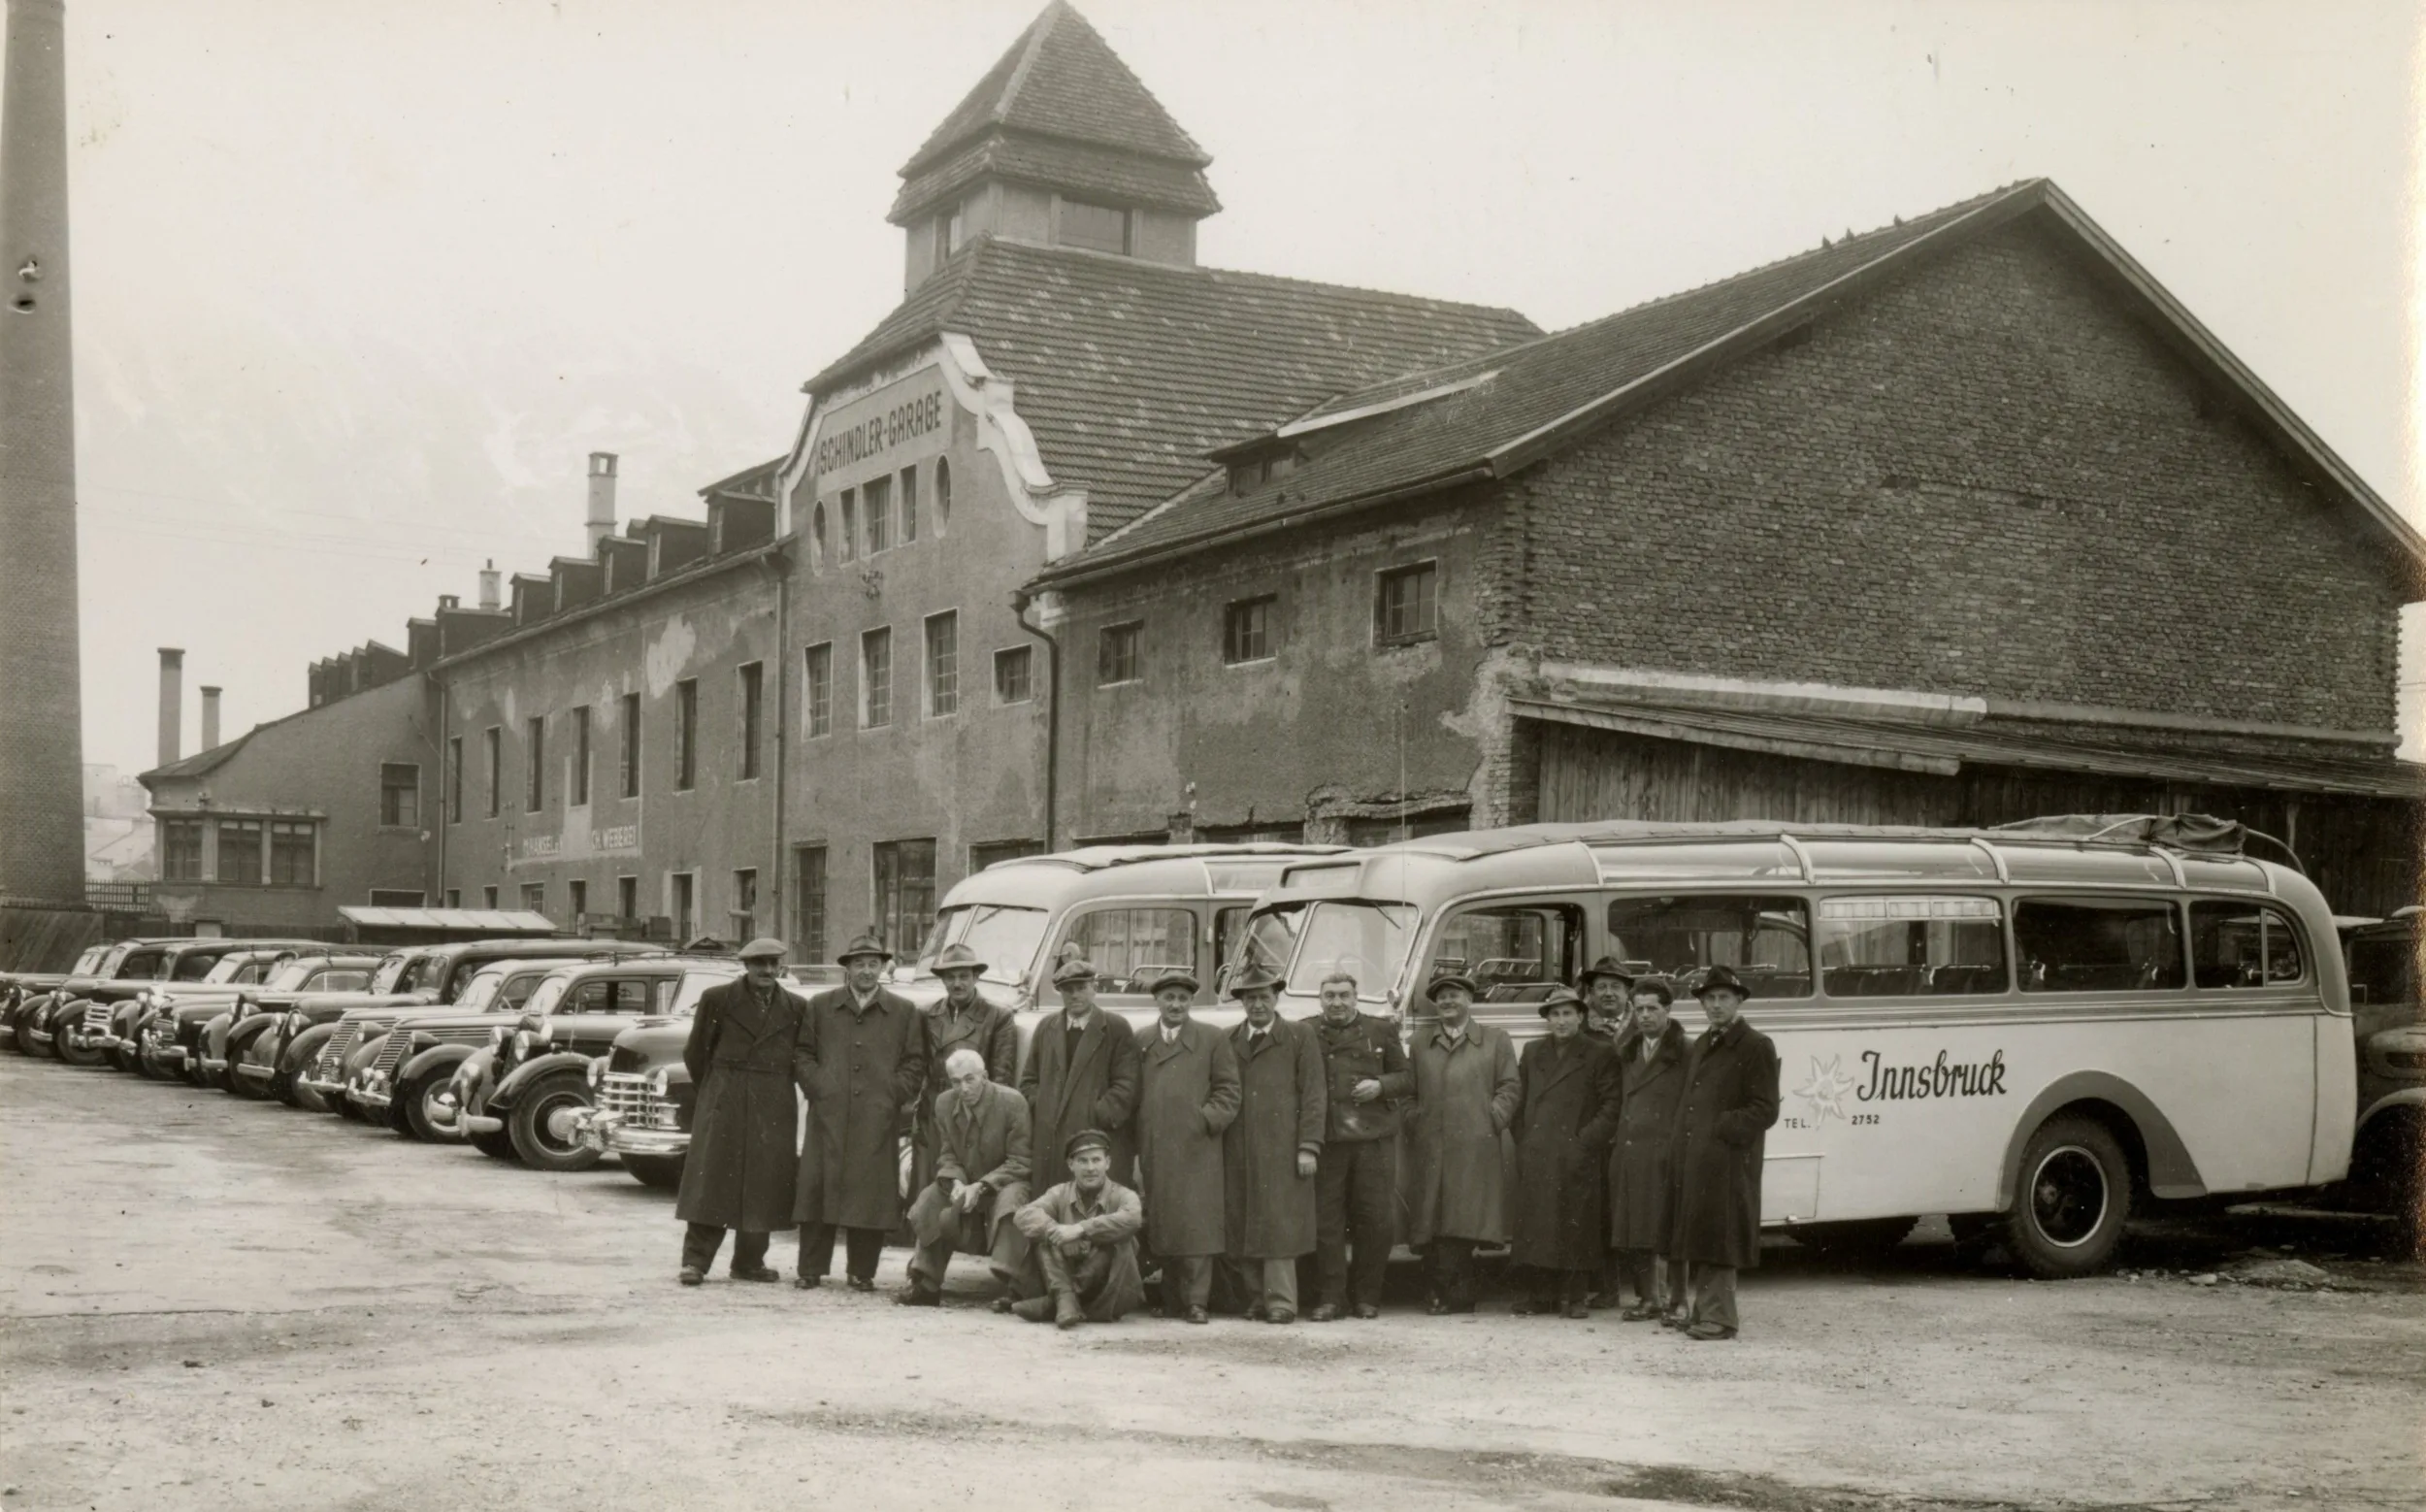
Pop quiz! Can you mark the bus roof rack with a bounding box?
[1987,813,2301,871]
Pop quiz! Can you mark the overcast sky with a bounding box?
[26,0,2424,776]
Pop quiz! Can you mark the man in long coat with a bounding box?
[1403,973,1520,1314]
[1131,968,1239,1324]
[673,937,806,1285]
[1222,966,1324,1324]
[1307,969,1411,1320]
[1577,955,1634,1304]
[1510,986,1622,1317]
[1607,975,1688,1321]
[793,934,929,1291]
[900,1047,1031,1306]
[1020,957,1140,1195]
[909,941,1019,1199]
[1666,965,1780,1340]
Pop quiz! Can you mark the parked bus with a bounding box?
[1236,817,2354,1278]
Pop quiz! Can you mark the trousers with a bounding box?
[1023,1236,1145,1322]
[1223,1255,1300,1318]
[682,1223,770,1273]
[1529,1266,1593,1305]
[799,1223,887,1282]
[1613,1248,1681,1310]
[1425,1237,1479,1309]
[1314,1136,1395,1309]
[905,1182,1030,1290]
[1684,1263,1738,1331]
[1158,1253,1214,1312]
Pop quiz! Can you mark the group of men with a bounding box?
[672,931,1780,1340]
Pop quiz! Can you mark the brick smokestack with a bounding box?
[199,685,221,751]
[157,648,182,768]
[477,559,501,611]
[0,0,87,904]
[586,451,618,553]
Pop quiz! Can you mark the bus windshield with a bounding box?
[915,904,1048,985]
[1279,902,1419,1002]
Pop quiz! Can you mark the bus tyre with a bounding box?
[622,1154,684,1191]
[2005,1115,2131,1279]
[1787,1216,1918,1260]
[508,1072,601,1172]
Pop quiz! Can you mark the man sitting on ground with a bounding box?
[1008,1129,1145,1329]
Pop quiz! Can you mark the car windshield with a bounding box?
[263,960,324,992]
[1277,902,1419,1002]
[520,974,578,1017]
[202,956,253,984]
[369,954,415,994]
[453,970,511,1013]
[172,952,222,981]
[667,969,748,1017]
[914,904,1048,985]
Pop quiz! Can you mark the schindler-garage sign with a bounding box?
[813,370,950,493]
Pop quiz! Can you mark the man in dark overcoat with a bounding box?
[1307,969,1411,1320]
[674,937,806,1286]
[1666,965,1780,1340]
[1020,957,1140,1195]
[900,1047,1031,1306]
[1578,955,1634,1305]
[1606,974,1688,1321]
[909,941,1019,1199]
[1131,968,1239,1324]
[1510,985,1622,1317]
[793,934,929,1291]
[1403,973,1520,1314]
[1222,966,1325,1324]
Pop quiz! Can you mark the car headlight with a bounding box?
[410,1032,437,1053]
[490,1025,511,1048]
[650,1068,670,1097]
[586,1058,606,1089]
[512,1030,539,1059]
[285,1010,306,1033]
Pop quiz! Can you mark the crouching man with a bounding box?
[1008,1128,1145,1329]
[900,1048,1033,1307]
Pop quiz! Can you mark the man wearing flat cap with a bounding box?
[909,941,1019,1204]
[1222,965,1325,1324]
[1666,965,1780,1339]
[793,933,929,1291]
[1403,972,1520,1314]
[1009,1128,1146,1327]
[674,937,807,1286]
[900,1047,1032,1307]
[1510,985,1622,1318]
[1021,956,1140,1199]
[1131,967,1239,1323]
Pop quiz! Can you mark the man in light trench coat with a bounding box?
[1131,968,1240,1324]
[1403,973,1521,1314]
[1222,965,1325,1324]
[793,934,929,1291]
[673,937,806,1285]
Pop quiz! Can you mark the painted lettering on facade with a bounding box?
[811,373,949,490]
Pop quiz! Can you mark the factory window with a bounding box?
[862,628,893,728]
[525,715,545,811]
[1223,596,1276,665]
[1098,621,1141,685]
[270,821,315,886]
[445,889,462,908]
[379,763,420,828]
[369,889,424,908]
[568,879,587,923]
[731,869,758,941]
[925,611,959,717]
[522,882,546,915]
[994,645,1033,705]
[934,460,951,536]
[838,490,858,563]
[446,737,463,824]
[483,728,502,817]
[811,503,829,570]
[865,475,893,554]
[674,678,698,790]
[618,692,641,798]
[898,467,919,543]
[482,885,500,909]
[1375,561,1438,645]
[970,838,1044,871]
[571,706,591,806]
[872,838,936,952]
[803,642,834,738]
[795,846,829,963]
[616,874,639,923]
[738,661,764,780]
[1057,197,1131,255]
[161,818,204,882]
[672,872,696,940]
[216,819,263,886]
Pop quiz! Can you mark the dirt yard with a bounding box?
[1,1053,2419,1512]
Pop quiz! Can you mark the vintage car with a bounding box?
[2343,911,2423,1240]
[119,946,320,1081]
[55,937,319,1069]
[340,957,597,1138]
[139,953,380,1086]
[449,956,754,1169]
[0,944,112,1053]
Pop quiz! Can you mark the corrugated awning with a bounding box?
[1511,696,2425,800]
[337,906,558,933]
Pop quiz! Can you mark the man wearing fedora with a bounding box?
[793,933,929,1291]
[1131,968,1238,1324]
[909,941,1018,1201]
[1020,956,1140,1200]
[1578,956,1635,1305]
[1510,985,1623,1317]
[1403,973,1520,1314]
[1607,974,1689,1321]
[1666,965,1780,1339]
[1222,965,1325,1324]
[1010,1128,1146,1327]
[1308,970,1410,1321]
[900,1047,1032,1307]
[674,937,807,1286]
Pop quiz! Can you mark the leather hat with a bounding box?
[836,934,893,965]
[1537,985,1588,1019]
[931,942,987,976]
[738,937,788,962]
[1579,955,1635,989]
[1148,967,1200,997]
[1063,1128,1114,1161]
[1225,964,1283,1000]
[1425,972,1478,1002]
[1052,956,1099,988]
[1693,964,1752,1001]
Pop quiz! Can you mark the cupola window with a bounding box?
[1057,197,1131,255]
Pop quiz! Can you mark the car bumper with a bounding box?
[353,1073,394,1113]
[577,1110,692,1159]
[297,1072,348,1098]
[147,1045,190,1068]
[198,1055,227,1077]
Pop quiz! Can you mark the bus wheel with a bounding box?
[2005,1115,2130,1279]
[1787,1217,1918,1260]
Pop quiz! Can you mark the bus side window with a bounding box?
[1425,902,1587,1025]
[1212,906,1248,988]
[2189,902,2306,989]
[1606,894,1813,1000]
[2015,898,2186,993]
[1060,906,1202,1001]
[1816,896,2006,997]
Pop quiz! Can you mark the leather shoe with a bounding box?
[1305,1303,1340,1322]
[1586,1291,1620,1310]
[1264,1309,1296,1326]
[1352,1303,1380,1320]
[1620,1303,1658,1322]
[1562,1300,1591,1320]
[1056,1296,1084,1330]
[732,1265,779,1283]
[677,1266,705,1287]
[1011,1296,1056,1323]
[1686,1323,1738,1341]
[1182,1305,1210,1325]
[793,1275,822,1290]
[846,1276,876,1293]
[991,1295,1018,1315]
[1428,1298,1474,1315]
[894,1285,940,1306]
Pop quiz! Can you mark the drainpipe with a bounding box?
[1011,587,1060,851]
[766,548,791,941]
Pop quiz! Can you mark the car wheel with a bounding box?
[2004,1114,2131,1279]
[622,1154,684,1191]
[292,1078,337,1114]
[229,1063,277,1101]
[470,1127,520,1162]
[403,1074,461,1143]
[508,1072,602,1172]
[1786,1216,1918,1259]
[113,1042,149,1075]
[334,1095,368,1123]
[54,1020,108,1068]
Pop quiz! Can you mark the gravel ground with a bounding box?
[1,1053,2419,1512]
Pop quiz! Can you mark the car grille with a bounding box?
[145,1017,176,1049]
[372,1033,414,1077]
[82,1003,113,1037]
[598,1072,679,1130]
[313,1023,365,1082]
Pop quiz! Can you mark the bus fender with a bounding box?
[1995,1071,2206,1208]
[2356,1087,2426,1137]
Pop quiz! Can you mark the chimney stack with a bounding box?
[199,685,221,750]
[156,647,182,769]
[586,452,618,553]
[477,559,501,611]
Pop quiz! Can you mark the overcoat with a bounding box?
[1667,1017,1781,1269]
[1510,1032,1623,1271]
[924,1077,1033,1255]
[910,994,1020,1195]
[1310,1011,1411,1143]
[792,985,929,1232]
[1605,1020,1688,1249]
[674,977,806,1233]
[1403,1022,1521,1246]
[1222,1018,1326,1260]
[1131,1017,1240,1257]
[1020,1006,1142,1193]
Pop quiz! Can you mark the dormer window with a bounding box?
[1228,448,1297,497]
[1057,197,1131,255]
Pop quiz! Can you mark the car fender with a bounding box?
[281,1022,339,1075]
[487,1052,596,1114]
[1993,1069,2207,1209]
[226,1015,280,1059]
[2357,1086,2426,1137]
[398,1041,476,1086]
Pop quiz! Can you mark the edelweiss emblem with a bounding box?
[1794,1054,1857,1123]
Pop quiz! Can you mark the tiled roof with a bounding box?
[892,132,1222,224]
[699,456,784,503]
[803,237,1540,539]
[901,2,1209,179]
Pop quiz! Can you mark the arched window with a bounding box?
[934,459,952,537]
[811,503,828,569]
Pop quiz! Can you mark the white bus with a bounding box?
[1237,817,2355,1277]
